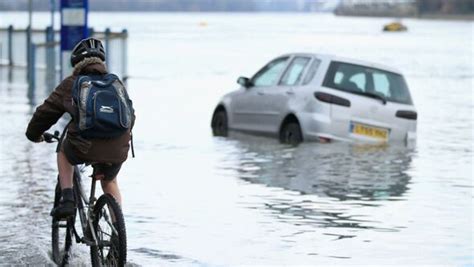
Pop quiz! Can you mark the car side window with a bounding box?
[252,57,289,87]
[302,58,321,85]
[279,57,310,86]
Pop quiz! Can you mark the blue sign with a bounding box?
[60,0,88,77]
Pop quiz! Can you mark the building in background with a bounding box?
[416,0,474,15]
[335,0,419,17]
[335,0,474,18]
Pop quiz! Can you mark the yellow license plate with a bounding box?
[351,123,389,140]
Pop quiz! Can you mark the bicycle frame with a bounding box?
[47,131,125,265]
[70,165,100,247]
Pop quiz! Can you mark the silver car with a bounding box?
[211,53,417,144]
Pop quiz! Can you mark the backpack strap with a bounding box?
[130,131,135,158]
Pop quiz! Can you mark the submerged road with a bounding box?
[0,12,472,266]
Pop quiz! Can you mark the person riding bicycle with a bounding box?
[25,37,135,219]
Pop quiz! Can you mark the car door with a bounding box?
[259,56,311,133]
[229,88,259,131]
[231,56,290,132]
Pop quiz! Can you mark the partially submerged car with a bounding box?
[211,53,417,144]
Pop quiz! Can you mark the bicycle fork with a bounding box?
[86,179,99,246]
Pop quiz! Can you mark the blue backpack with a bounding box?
[72,74,133,139]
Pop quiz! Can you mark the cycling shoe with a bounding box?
[50,200,75,219]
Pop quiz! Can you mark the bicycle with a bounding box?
[44,131,127,266]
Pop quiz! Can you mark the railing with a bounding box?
[0,25,128,93]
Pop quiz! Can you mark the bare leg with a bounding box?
[57,151,74,189]
[101,178,122,205]
[51,151,75,218]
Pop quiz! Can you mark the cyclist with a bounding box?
[25,37,135,219]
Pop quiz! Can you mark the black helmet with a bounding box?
[70,37,106,67]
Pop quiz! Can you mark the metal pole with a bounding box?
[121,29,128,83]
[26,25,31,80]
[104,28,111,67]
[46,26,55,90]
[50,0,55,28]
[28,43,36,99]
[27,0,33,80]
[29,0,33,28]
[49,0,56,85]
[7,25,13,66]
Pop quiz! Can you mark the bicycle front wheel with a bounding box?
[90,194,127,267]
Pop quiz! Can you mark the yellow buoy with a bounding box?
[383,22,407,32]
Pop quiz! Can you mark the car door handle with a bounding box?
[257,91,265,95]
[286,90,294,95]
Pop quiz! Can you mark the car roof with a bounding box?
[280,52,403,75]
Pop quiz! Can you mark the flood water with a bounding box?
[0,12,473,266]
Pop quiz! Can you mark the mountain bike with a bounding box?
[44,132,127,266]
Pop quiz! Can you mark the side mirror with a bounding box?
[237,76,252,88]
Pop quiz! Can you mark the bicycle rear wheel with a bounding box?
[90,193,127,267]
[51,182,74,266]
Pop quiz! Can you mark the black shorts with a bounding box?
[62,140,122,181]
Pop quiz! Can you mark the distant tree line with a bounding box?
[416,0,474,14]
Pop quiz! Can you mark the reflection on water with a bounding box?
[229,133,412,201]
[0,66,37,106]
[219,132,413,235]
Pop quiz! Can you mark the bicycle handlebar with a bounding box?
[43,131,60,143]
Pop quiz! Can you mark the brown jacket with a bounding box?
[25,63,135,164]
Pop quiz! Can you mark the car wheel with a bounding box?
[212,110,228,137]
[280,122,303,145]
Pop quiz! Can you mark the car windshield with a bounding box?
[323,61,413,105]
[252,57,289,87]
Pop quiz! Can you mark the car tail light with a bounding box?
[314,92,351,107]
[396,110,417,120]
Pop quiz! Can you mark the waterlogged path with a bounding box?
[0,13,472,265]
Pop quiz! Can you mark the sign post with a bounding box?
[60,0,88,79]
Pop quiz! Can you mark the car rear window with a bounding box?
[323,61,413,105]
